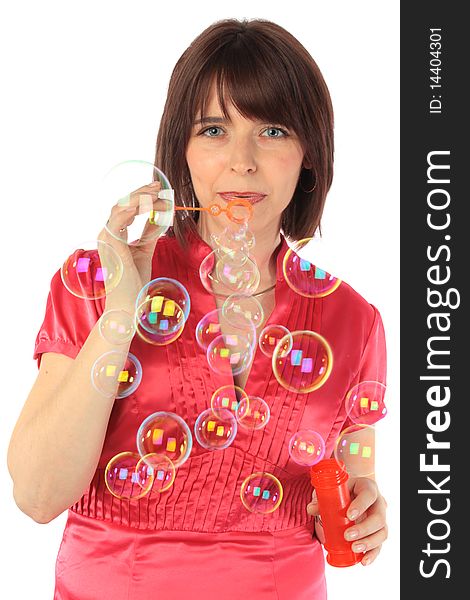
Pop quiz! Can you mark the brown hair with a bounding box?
[154,18,334,247]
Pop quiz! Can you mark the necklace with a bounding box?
[212,282,276,299]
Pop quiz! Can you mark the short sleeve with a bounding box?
[33,268,104,368]
[341,304,388,428]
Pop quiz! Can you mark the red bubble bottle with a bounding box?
[310,458,362,567]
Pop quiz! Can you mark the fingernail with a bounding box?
[345,529,359,540]
[348,509,359,520]
[353,543,366,552]
[362,557,371,566]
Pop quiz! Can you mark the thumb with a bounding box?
[307,490,320,516]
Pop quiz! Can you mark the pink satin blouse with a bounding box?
[34,232,387,599]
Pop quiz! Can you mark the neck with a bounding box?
[197,215,282,290]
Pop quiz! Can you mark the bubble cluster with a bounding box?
[136,453,176,493]
[104,452,153,500]
[199,250,260,297]
[210,385,249,419]
[258,324,292,358]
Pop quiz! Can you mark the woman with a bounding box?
[7,18,388,599]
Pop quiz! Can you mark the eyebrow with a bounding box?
[193,116,230,125]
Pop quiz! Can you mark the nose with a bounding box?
[229,136,257,174]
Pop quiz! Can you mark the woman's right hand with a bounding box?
[98,180,171,310]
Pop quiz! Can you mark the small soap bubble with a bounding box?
[61,240,123,300]
[136,277,190,327]
[199,250,260,297]
[210,385,250,420]
[136,411,192,468]
[333,423,376,478]
[91,351,142,398]
[98,309,135,344]
[194,408,237,450]
[258,324,292,358]
[272,330,333,394]
[195,309,256,351]
[136,453,176,493]
[104,451,153,500]
[207,333,253,377]
[222,294,264,330]
[240,472,283,514]
[288,429,325,466]
[236,396,270,431]
[283,238,341,298]
[345,381,387,424]
[102,160,174,245]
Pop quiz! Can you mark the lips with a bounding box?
[218,192,267,204]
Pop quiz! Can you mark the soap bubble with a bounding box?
[136,411,192,468]
[333,423,376,478]
[104,451,153,500]
[272,330,333,393]
[61,240,123,300]
[194,408,237,450]
[345,381,388,424]
[222,294,264,330]
[136,277,190,329]
[236,396,270,431]
[207,333,254,377]
[98,309,135,344]
[91,351,142,398]
[102,160,174,245]
[136,453,176,493]
[283,238,341,298]
[195,308,256,351]
[240,472,283,514]
[210,385,249,419]
[199,250,260,297]
[288,429,325,466]
[258,324,292,358]
[211,225,255,255]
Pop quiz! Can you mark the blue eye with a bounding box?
[263,127,288,137]
[201,127,223,137]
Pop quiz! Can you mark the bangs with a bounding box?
[191,38,305,137]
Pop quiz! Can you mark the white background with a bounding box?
[0,1,400,598]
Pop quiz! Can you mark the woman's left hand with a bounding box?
[307,477,388,566]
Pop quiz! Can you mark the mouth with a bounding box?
[218,192,267,205]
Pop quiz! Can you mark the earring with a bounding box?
[299,168,317,193]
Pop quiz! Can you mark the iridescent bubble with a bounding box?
[136,277,190,328]
[98,309,135,344]
[194,408,237,450]
[61,240,123,300]
[136,453,176,493]
[211,225,255,255]
[236,396,270,431]
[210,385,249,420]
[240,472,283,514]
[222,294,264,330]
[136,411,192,468]
[258,324,292,358]
[288,429,325,466]
[345,381,388,424]
[135,297,185,339]
[333,423,376,478]
[104,451,153,500]
[283,238,341,298]
[102,160,174,245]
[91,351,142,398]
[272,330,333,393]
[199,250,260,297]
[207,333,253,377]
[195,309,256,351]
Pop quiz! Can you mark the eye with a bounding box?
[200,126,223,137]
[262,127,289,138]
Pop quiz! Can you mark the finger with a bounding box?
[347,478,378,521]
[306,490,320,516]
[360,545,382,566]
[350,524,388,554]
[345,497,387,541]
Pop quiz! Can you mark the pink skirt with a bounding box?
[54,510,327,600]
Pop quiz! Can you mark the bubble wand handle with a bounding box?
[310,458,362,567]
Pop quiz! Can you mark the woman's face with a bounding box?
[185,82,306,234]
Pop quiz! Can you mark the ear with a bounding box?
[302,160,313,170]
